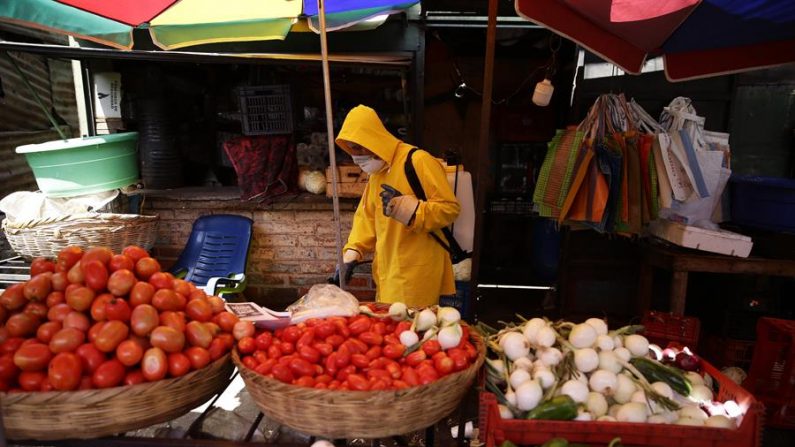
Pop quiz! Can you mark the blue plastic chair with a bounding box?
[169,214,253,298]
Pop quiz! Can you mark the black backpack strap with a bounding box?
[405,149,468,262]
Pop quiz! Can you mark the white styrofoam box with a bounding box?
[445,167,474,253]
[648,219,753,258]
[93,72,122,119]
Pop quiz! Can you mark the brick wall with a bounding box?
[144,190,376,308]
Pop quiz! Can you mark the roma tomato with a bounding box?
[185,321,213,349]
[36,321,62,344]
[208,338,226,361]
[82,247,113,267]
[92,359,125,388]
[129,281,155,307]
[448,349,468,371]
[94,320,130,352]
[66,286,95,312]
[433,355,455,376]
[48,352,83,390]
[150,326,185,353]
[122,245,149,263]
[359,331,383,346]
[0,354,20,382]
[108,254,135,273]
[105,298,132,322]
[351,354,369,369]
[0,284,27,310]
[49,327,86,353]
[206,296,225,314]
[124,369,146,385]
[405,350,427,367]
[56,246,83,271]
[134,257,161,281]
[184,347,211,370]
[348,316,371,335]
[173,279,192,297]
[271,364,294,383]
[159,311,187,332]
[50,272,69,292]
[14,343,52,371]
[141,347,168,381]
[90,293,113,321]
[66,261,84,284]
[82,260,109,292]
[1,338,25,356]
[255,332,273,351]
[30,257,56,276]
[382,343,405,359]
[24,272,52,301]
[130,304,159,337]
[116,340,144,366]
[76,343,106,374]
[281,326,301,343]
[186,299,213,323]
[152,289,183,312]
[24,301,49,319]
[237,336,256,354]
[422,340,442,357]
[6,313,39,338]
[87,322,106,344]
[315,322,335,339]
[47,303,72,323]
[298,346,321,364]
[148,272,174,290]
[19,371,47,391]
[214,312,239,332]
[168,352,191,377]
[63,311,90,332]
[46,290,65,307]
[107,269,136,296]
[347,373,370,391]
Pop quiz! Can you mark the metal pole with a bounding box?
[469,0,498,304]
[317,0,347,290]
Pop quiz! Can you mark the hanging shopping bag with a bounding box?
[533,128,585,219]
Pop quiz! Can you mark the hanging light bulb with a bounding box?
[532,79,554,107]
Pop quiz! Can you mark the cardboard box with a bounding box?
[326,165,367,198]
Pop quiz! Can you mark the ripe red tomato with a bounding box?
[148,272,174,290]
[122,245,149,263]
[108,255,135,273]
[186,299,213,323]
[233,321,255,341]
[448,349,469,371]
[422,340,442,357]
[87,321,106,344]
[50,272,68,292]
[325,334,345,348]
[348,316,371,335]
[208,338,226,361]
[37,321,62,344]
[214,312,239,332]
[130,304,159,337]
[217,333,234,349]
[66,286,95,312]
[0,283,27,310]
[433,354,455,376]
[129,281,155,307]
[159,311,187,332]
[63,311,90,332]
[0,354,20,382]
[105,298,132,322]
[49,327,86,353]
[141,347,168,381]
[116,340,144,366]
[75,343,106,374]
[107,269,136,296]
[124,369,146,385]
[78,376,93,390]
[19,371,47,391]
[382,343,405,359]
[82,247,113,267]
[295,376,315,388]
[167,352,191,377]
[24,301,48,319]
[315,322,335,339]
[347,373,370,391]
[14,343,52,371]
[6,313,39,338]
[417,364,439,385]
[171,279,191,297]
[1,338,25,356]
[134,257,161,281]
[237,336,256,354]
[24,272,52,301]
[185,321,212,349]
[92,359,125,388]
[48,352,83,390]
[47,303,71,323]
[405,350,427,367]
[298,346,321,364]
[255,332,273,351]
[46,291,65,308]
[82,260,109,292]
[359,331,383,346]
[271,364,294,383]
[30,257,56,276]
[184,347,211,370]
[94,320,130,352]
[152,289,183,312]
[150,326,185,353]
[206,296,225,314]
[56,246,83,271]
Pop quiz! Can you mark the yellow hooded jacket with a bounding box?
[336,105,461,308]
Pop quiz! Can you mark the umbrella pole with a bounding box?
[317,0,347,290]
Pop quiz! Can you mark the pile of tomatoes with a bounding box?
[0,245,239,392]
[236,311,479,391]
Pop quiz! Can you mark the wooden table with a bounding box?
[638,243,795,315]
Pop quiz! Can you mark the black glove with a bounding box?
[329,260,358,286]
[380,184,402,215]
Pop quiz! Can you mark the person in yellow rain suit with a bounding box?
[332,105,460,308]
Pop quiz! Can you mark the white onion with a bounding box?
[570,323,598,348]
[505,390,517,407]
[614,347,631,362]
[436,306,461,326]
[486,358,505,376]
[647,415,669,424]
[416,309,437,332]
[624,334,650,357]
[587,392,608,417]
[574,348,599,373]
[676,417,704,426]
[613,336,624,348]
[596,334,615,351]
[535,326,557,347]
[608,405,622,418]
[589,369,618,395]
[598,350,622,374]
[534,368,556,389]
[617,402,648,423]
[585,318,609,336]
[651,382,674,400]
[689,384,714,404]
[705,415,736,429]
[614,374,637,404]
[388,302,408,321]
[438,324,462,350]
[538,347,563,367]
[500,332,530,361]
[679,405,709,421]
[509,368,532,390]
[399,330,419,347]
[512,357,534,371]
[561,379,589,403]
[685,371,705,387]
[597,415,617,422]
[498,404,514,420]
[630,390,654,413]
[574,410,593,421]
[515,380,543,411]
[522,318,547,345]
[310,441,335,447]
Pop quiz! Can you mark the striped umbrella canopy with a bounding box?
[0,0,418,50]
[515,0,795,81]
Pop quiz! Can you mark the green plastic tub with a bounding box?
[15,132,139,198]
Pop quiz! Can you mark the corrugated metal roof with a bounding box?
[0,129,69,199]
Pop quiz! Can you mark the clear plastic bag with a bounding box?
[287,284,360,323]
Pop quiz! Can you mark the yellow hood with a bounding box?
[336,105,401,165]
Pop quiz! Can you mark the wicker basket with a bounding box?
[1,213,159,260]
[233,329,486,439]
[1,355,233,440]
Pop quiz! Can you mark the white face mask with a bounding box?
[351,154,386,174]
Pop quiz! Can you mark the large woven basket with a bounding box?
[1,354,233,440]
[1,213,159,260]
[233,329,486,439]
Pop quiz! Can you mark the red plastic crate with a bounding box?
[702,334,755,370]
[641,311,701,349]
[744,317,795,428]
[479,360,763,447]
